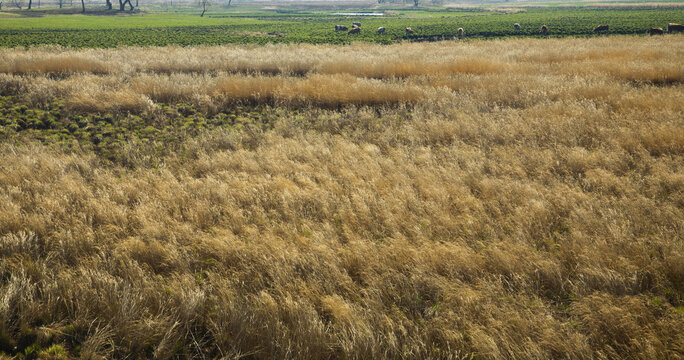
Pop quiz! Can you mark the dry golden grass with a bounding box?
[0,36,683,359]
[0,54,109,75]
[1,36,682,112]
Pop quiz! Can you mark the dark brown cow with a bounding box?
[348,27,361,34]
[405,27,415,35]
[457,28,464,39]
[668,23,684,33]
[541,25,548,35]
[514,23,521,31]
[593,24,609,33]
[377,27,386,34]
[649,27,664,36]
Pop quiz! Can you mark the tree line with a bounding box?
[0,0,230,15]
[0,0,139,12]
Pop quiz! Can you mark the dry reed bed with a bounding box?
[0,36,681,78]
[1,36,683,112]
[0,36,683,359]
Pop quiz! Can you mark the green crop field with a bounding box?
[0,5,682,47]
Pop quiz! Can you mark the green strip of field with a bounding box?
[0,12,267,30]
[0,7,682,47]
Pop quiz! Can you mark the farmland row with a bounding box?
[0,7,682,47]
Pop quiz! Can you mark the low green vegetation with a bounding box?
[0,96,279,166]
[0,6,682,47]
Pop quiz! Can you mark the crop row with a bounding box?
[0,7,682,47]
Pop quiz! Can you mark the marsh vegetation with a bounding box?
[0,36,683,359]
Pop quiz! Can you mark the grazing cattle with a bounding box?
[541,25,548,35]
[348,27,361,34]
[335,25,348,32]
[668,23,684,33]
[405,27,415,35]
[514,23,521,31]
[593,24,609,33]
[649,27,664,36]
[457,27,464,39]
[353,22,361,28]
[377,27,386,34]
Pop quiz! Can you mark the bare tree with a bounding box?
[27,0,31,9]
[118,0,132,11]
[106,0,112,9]
[57,0,64,8]
[199,0,210,17]
[80,0,84,12]
[413,0,418,6]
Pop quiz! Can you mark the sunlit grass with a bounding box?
[0,35,683,359]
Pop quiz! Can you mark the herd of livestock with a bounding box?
[334,22,684,37]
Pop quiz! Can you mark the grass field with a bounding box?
[0,4,683,46]
[0,34,683,358]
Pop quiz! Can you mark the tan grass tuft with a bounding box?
[1,55,109,75]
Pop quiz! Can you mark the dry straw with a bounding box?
[0,35,682,359]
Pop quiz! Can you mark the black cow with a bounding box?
[593,24,609,33]
[649,27,664,36]
[668,23,684,33]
